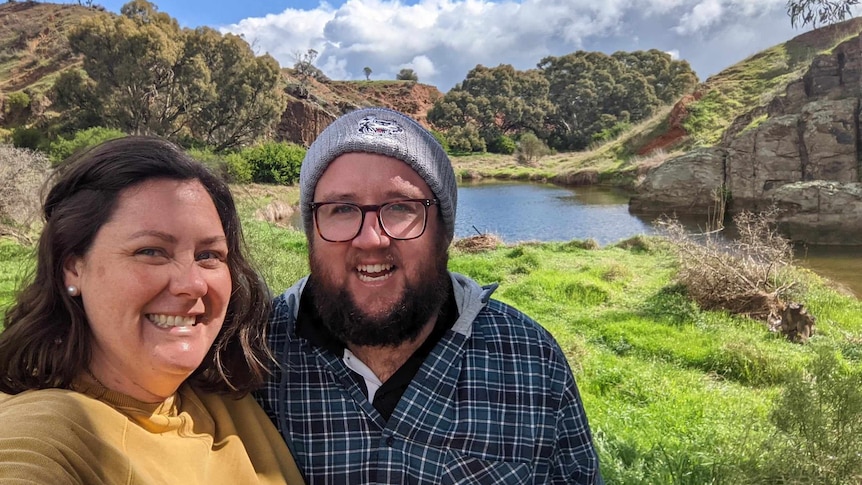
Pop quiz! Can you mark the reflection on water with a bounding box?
[796,245,862,297]
[455,181,862,297]
[456,181,652,245]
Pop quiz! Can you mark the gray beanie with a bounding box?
[300,107,457,241]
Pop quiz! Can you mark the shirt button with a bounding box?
[386,436,395,447]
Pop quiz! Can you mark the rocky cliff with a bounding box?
[631,30,862,244]
[274,76,442,147]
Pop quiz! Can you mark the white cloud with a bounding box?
[674,0,724,35]
[223,0,804,91]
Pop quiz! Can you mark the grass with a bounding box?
[2,186,862,483]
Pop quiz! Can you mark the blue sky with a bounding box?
[82,0,840,92]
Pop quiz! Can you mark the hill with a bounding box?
[0,1,441,143]
[600,16,862,161]
[2,0,862,173]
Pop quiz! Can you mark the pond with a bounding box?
[455,181,862,297]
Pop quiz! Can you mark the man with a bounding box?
[259,107,602,484]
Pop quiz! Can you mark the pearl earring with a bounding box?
[66,285,80,297]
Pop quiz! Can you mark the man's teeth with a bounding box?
[147,314,197,328]
[357,263,393,282]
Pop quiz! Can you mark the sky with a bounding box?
[84,0,835,92]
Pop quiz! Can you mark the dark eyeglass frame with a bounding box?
[310,198,439,242]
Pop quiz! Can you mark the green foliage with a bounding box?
[539,49,697,150]
[516,132,551,164]
[58,0,285,151]
[487,134,516,154]
[446,124,486,153]
[428,64,552,148]
[396,68,418,81]
[11,127,42,150]
[3,91,30,123]
[591,121,632,145]
[430,130,450,152]
[0,239,35,327]
[224,152,253,184]
[681,89,743,146]
[769,344,862,483]
[48,126,125,164]
[363,66,372,81]
[239,142,305,185]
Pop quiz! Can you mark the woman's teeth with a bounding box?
[147,314,197,328]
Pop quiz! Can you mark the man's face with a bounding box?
[308,152,449,347]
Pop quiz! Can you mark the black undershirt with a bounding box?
[296,277,458,421]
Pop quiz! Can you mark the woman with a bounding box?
[0,137,304,484]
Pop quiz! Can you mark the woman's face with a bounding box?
[64,179,232,403]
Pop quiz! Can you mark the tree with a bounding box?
[363,66,372,81]
[611,49,698,104]
[428,64,553,146]
[787,0,860,29]
[396,68,418,81]
[184,28,285,151]
[56,0,285,150]
[538,51,662,150]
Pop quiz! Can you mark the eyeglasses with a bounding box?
[310,198,439,242]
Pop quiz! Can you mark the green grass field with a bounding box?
[2,188,861,484]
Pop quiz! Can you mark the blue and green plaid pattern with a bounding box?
[257,279,602,484]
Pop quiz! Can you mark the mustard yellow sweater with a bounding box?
[0,380,304,485]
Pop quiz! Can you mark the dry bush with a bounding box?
[631,148,671,178]
[655,208,798,320]
[452,233,503,253]
[0,144,50,244]
[255,200,295,226]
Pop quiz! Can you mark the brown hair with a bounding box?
[0,136,271,396]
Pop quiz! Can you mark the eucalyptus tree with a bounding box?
[55,0,285,150]
[538,51,661,150]
[428,64,553,148]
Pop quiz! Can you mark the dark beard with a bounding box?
[308,244,450,347]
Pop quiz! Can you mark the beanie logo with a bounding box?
[358,115,404,136]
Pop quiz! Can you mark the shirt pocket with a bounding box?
[441,450,532,485]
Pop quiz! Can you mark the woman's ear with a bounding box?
[63,255,84,289]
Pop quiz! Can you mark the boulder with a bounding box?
[629,147,726,213]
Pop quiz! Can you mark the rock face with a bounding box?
[274,79,442,147]
[631,31,862,244]
[629,147,726,212]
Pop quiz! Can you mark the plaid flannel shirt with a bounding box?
[257,273,602,484]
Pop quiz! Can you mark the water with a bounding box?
[455,181,652,244]
[455,181,862,297]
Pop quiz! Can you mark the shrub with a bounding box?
[186,147,231,181]
[224,153,253,184]
[446,125,486,153]
[11,127,43,150]
[430,130,450,152]
[0,144,50,243]
[396,68,418,81]
[240,142,305,185]
[655,208,799,320]
[488,135,516,154]
[768,345,862,484]
[48,127,125,164]
[516,133,552,164]
[3,91,31,122]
